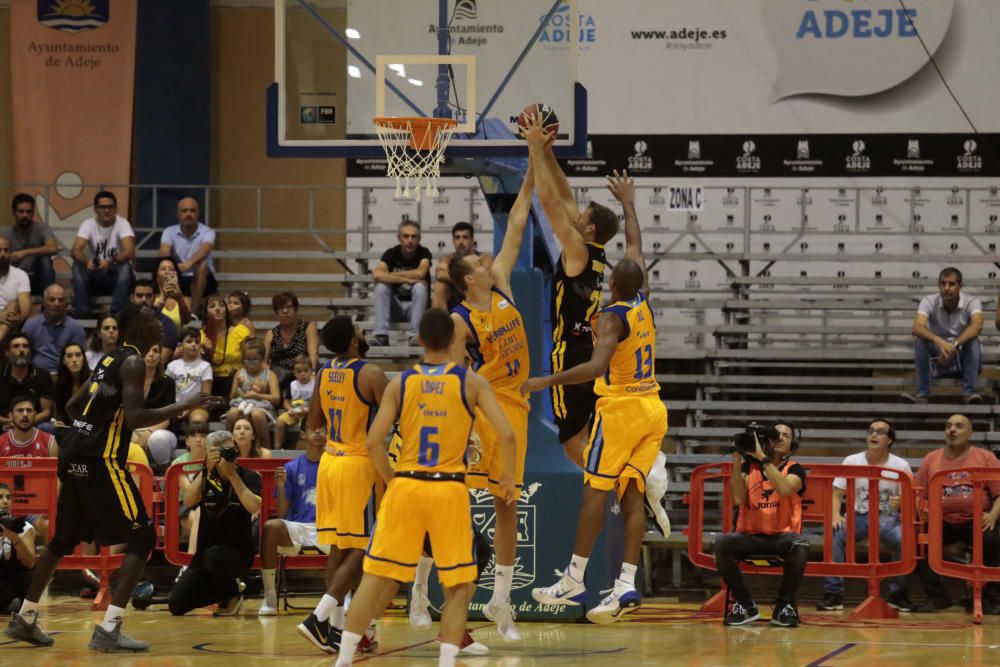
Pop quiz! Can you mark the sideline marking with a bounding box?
[806,642,856,667]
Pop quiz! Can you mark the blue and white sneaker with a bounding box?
[586,588,641,624]
[531,569,586,606]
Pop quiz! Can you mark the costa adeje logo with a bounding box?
[540,2,596,48]
[736,140,761,173]
[957,140,983,173]
[846,139,871,173]
[628,140,653,173]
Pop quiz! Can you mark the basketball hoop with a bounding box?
[373,116,458,201]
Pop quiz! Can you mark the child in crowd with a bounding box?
[225,337,280,451]
[274,354,315,450]
[166,327,214,407]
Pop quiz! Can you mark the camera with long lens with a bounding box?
[0,509,27,534]
[733,422,780,455]
[219,446,239,463]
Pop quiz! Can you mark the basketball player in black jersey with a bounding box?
[5,304,222,653]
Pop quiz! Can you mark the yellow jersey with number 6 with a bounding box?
[395,362,475,475]
[593,291,660,398]
[318,357,377,456]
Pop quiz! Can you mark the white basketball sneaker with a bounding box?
[645,451,671,537]
[531,569,587,606]
[483,598,520,642]
[408,585,432,629]
[586,587,641,625]
[258,593,278,617]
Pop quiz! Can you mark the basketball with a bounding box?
[517,103,559,139]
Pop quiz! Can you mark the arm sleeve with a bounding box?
[117,218,136,239]
[200,362,214,381]
[917,295,934,317]
[284,462,295,499]
[14,270,30,294]
[967,296,983,315]
[160,226,177,248]
[788,463,807,495]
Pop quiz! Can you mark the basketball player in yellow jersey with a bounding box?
[295,316,388,654]
[523,257,667,624]
[444,164,533,641]
[336,310,517,667]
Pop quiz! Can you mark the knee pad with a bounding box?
[473,530,492,580]
[125,523,156,558]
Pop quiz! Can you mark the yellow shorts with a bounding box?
[469,393,528,496]
[315,452,377,549]
[583,394,667,498]
[364,477,476,588]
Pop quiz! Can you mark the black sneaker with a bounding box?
[88,621,149,653]
[770,603,800,627]
[326,624,343,652]
[296,613,337,654]
[886,592,915,612]
[816,593,843,611]
[4,611,54,647]
[914,597,952,613]
[723,602,760,626]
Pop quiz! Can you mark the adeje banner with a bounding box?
[11,0,137,231]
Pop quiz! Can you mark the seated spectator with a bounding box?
[0,481,37,614]
[818,420,914,612]
[0,333,55,431]
[131,344,178,471]
[131,279,178,366]
[22,284,86,375]
[370,219,431,346]
[4,193,57,295]
[70,190,135,317]
[86,315,118,369]
[232,415,271,459]
[173,417,210,476]
[53,343,91,434]
[0,396,58,541]
[169,430,261,617]
[0,236,31,343]
[714,423,808,627]
[226,290,255,336]
[431,221,492,311]
[914,414,1000,614]
[274,354,315,450]
[264,292,318,380]
[158,197,217,316]
[201,294,251,398]
[166,327,213,410]
[258,427,328,615]
[226,338,280,451]
[903,267,983,405]
[153,257,195,329]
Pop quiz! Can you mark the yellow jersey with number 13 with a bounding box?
[593,291,660,398]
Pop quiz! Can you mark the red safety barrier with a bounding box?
[925,467,1000,625]
[685,462,917,620]
[163,458,328,571]
[0,456,155,611]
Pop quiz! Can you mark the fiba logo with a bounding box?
[688,141,701,160]
[846,139,871,172]
[628,140,653,172]
[957,139,983,172]
[470,483,541,591]
[737,140,761,172]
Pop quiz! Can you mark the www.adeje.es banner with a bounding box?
[11,0,136,228]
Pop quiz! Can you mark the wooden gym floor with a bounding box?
[2,595,999,666]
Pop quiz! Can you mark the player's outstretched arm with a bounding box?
[305,367,325,432]
[607,170,649,295]
[121,356,221,431]
[449,313,472,366]
[491,164,535,295]
[521,312,622,393]
[366,376,401,484]
[525,114,588,275]
[469,372,517,505]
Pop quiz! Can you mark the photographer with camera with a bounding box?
[0,482,35,613]
[713,422,809,628]
[168,430,261,617]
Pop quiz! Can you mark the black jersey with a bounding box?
[551,242,607,355]
[60,345,140,464]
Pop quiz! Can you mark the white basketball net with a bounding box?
[373,118,457,202]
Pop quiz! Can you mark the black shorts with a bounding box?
[550,343,597,443]
[53,458,150,549]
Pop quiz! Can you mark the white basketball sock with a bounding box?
[261,568,276,597]
[568,554,589,582]
[438,642,460,667]
[331,603,346,630]
[415,555,433,589]
[616,562,638,592]
[100,604,126,632]
[493,564,514,603]
[336,630,362,666]
[315,594,339,622]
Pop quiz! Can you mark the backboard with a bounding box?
[270,0,587,158]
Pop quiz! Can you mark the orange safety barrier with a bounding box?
[685,462,917,620]
[925,467,1000,625]
[163,458,328,571]
[0,456,155,611]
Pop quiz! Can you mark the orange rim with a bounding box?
[373,116,458,151]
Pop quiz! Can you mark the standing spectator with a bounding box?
[152,257,194,329]
[4,193,57,295]
[0,333,55,430]
[431,221,491,311]
[70,191,135,317]
[132,345,178,470]
[226,290,255,336]
[903,267,983,405]
[158,197,217,316]
[52,344,90,433]
[130,279,178,366]
[86,315,118,369]
[0,482,37,614]
[264,292,318,378]
[226,337,280,452]
[200,295,251,398]
[914,414,1000,613]
[169,431,261,617]
[818,420,914,612]
[370,219,431,346]
[0,236,31,343]
[258,427,327,615]
[22,285,86,375]
[274,354,315,449]
[166,328,213,407]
